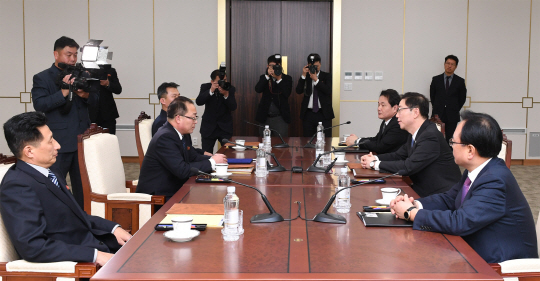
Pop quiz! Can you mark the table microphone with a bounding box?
[190,167,285,223]
[244,120,289,148]
[306,143,357,173]
[222,139,286,172]
[304,121,351,148]
[312,170,404,224]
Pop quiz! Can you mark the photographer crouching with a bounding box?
[31,36,98,209]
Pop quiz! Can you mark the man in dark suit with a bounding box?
[391,111,538,263]
[430,54,467,143]
[137,97,227,201]
[345,89,408,154]
[0,112,131,266]
[152,82,208,155]
[89,67,122,134]
[254,54,293,137]
[196,69,237,153]
[296,53,334,137]
[361,92,461,197]
[31,36,98,209]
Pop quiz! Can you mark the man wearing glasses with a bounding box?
[137,96,227,203]
[360,92,461,197]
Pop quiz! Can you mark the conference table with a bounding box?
[91,137,502,281]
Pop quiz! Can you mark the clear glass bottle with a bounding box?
[263,125,271,148]
[223,186,240,234]
[334,168,351,213]
[316,122,324,142]
[255,142,268,177]
[315,139,325,167]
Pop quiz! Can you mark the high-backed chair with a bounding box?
[0,161,98,280]
[78,124,165,234]
[497,133,512,169]
[429,114,445,137]
[135,111,153,167]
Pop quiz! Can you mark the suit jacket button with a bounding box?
[99,241,104,245]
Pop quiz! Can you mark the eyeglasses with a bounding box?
[449,138,468,146]
[178,115,199,121]
[397,107,416,113]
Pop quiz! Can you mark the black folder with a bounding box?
[357,212,413,227]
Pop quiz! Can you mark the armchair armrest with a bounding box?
[126,180,137,193]
[0,261,98,279]
[490,259,540,279]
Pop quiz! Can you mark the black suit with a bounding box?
[295,71,334,137]
[152,109,205,155]
[137,122,212,200]
[430,73,467,142]
[0,161,120,263]
[358,116,408,154]
[89,67,122,134]
[196,83,237,153]
[378,120,462,197]
[255,74,293,124]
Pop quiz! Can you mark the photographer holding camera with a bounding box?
[196,67,237,154]
[31,36,98,209]
[254,54,293,137]
[295,53,334,137]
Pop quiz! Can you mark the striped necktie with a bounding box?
[47,169,61,188]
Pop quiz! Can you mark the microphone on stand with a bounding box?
[244,120,289,148]
[223,139,286,172]
[306,143,357,173]
[191,167,285,223]
[304,121,351,148]
[312,170,405,224]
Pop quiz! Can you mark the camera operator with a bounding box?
[254,54,293,137]
[31,36,98,209]
[196,69,237,154]
[295,53,334,137]
[89,67,122,134]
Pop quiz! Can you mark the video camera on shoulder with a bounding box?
[218,62,231,91]
[308,55,318,75]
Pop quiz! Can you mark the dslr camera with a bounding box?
[217,62,231,91]
[308,55,318,75]
[269,54,283,76]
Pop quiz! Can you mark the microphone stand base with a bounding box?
[250,212,285,223]
[273,143,290,148]
[306,165,326,173]
[304,143,315,148]
[268,165,286,172]
[312,212,346,224]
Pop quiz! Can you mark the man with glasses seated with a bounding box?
[360,92,461,197]
[137,96,227,203]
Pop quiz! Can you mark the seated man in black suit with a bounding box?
[0,112,131,266]
[360,92,462,197]
[391,111,537,263]
[196,69,237,153]
[345,89,408,154]
[152,82,208,155]
[137,96,227,201]
[254,54,293,137]
[295,53,334,137]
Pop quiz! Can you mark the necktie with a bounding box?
[411,138,415,148]
[181,137,189,163]
[312,82,319,113]
[445,76,450,92]
[381,122,387,134]
[47,169,61,188]
[460,177,472,204]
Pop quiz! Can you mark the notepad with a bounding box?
[160,214,223,228]
[357,212,413,227]
[228,158,253,164]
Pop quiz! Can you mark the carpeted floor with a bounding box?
[121,163,540,222]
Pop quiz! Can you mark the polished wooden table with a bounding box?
[92,137,502,281]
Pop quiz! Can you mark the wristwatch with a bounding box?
[404,206,416,221]
[369,160,376,169]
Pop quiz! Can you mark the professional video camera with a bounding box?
[217,62,231,91]
[308,55,318,75]
[56,63,97,92]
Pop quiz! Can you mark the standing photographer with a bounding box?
[89,67,122,134]
[196,68,237,154]
[254,54,293,137]
[295,53,334,137]
[31,36,98,209]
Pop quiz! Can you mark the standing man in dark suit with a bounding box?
[345,89,408,154]
[152,82,208,155]
[391,111,537,263]
[430,54,467,143]
[254,54,293,137]
[296,53,334,137]
[1,112,131,266]
[137,97,227,201]
[360,92,461,197]
[31,36,98,209]
[196,69,237,154]
[89,67,122,134]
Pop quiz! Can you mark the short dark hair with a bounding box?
[459,111,502,158]
[167,96,195,119]
[401,92,429,119]
[157,82,179,101]
[54,36,79,51]
[210,70,220,81]
[267,54,281,65]
[307,53,321,64]
[379,89,401,107]
[445,55,459,66]
[3,112,48,159]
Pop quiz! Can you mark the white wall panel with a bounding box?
[338,102,381,138]
[403,0,467,97]
[530,0,540,100]
[467,0,530,102]
[116,130,138,157]
[0,100,26,154]
[0,1,25,97]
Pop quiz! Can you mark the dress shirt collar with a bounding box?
[173,126,184,141]
[26,162,49,177]
[412,127,420,142]
[384,118,391,126]
[467,158,492,186]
